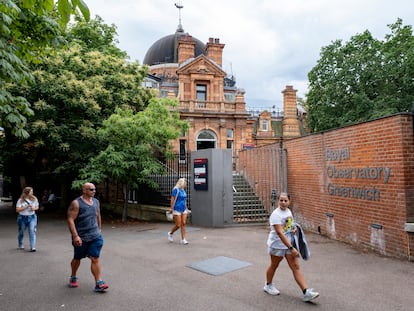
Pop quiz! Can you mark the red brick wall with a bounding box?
[284,113,414,259]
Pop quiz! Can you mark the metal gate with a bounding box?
[235,144,287,214]
[129,145,286,221]
[129,153,191,209]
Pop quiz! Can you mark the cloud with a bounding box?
[85,0,413,108]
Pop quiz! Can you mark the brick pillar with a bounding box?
[178,35,196,64]
[282,85,300,138]
[235,88,246,113]
[205,38,225,66]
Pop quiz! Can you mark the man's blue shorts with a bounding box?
[72,235,104,259]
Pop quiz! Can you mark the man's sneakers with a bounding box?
[263,283,280,295]
[68,276,78,288]
[94,280,109,292]
[181,238,188,245]
[303,288,319,302]
[69,276,108,293]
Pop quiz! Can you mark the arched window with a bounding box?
[196,130,217,150]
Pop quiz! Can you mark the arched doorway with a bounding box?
[197,130,216,150]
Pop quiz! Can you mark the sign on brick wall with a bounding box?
[325,147,391,201]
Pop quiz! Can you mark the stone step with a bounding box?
[233,205,264,209]
[233,197,262,202]
[234,198,260,202]
[232,174,268,223]
[233,216,269,223]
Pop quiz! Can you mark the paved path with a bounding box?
[0,202,413,311]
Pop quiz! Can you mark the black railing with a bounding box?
[129,153,191,209]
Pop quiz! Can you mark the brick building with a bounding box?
[142,21,306,159]
[101,13,308,212]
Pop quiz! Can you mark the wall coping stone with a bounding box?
[404,223,414,232]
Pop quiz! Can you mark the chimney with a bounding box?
[178,35,196,64]
[206,37,225,66]
[282,85,301,138]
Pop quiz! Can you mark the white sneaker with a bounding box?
[181,238,188,245]
[263,283,280,295]
[168,232,173,242]
[303,288,319,302]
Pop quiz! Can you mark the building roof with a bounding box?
[143,27,206,66]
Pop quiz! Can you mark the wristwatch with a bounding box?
[288,246,293,250]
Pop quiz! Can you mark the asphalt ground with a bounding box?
[1,201,413,311]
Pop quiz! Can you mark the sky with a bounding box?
[84,0,413,110]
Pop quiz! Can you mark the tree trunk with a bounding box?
[122,184,129,222]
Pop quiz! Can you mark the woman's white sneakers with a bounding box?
[168,232,188,245]
[263,283,280,295]
[303,288,319,302]
[264,284,319,302]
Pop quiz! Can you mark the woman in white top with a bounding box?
[263,192,319,302]
[16,187,39,252]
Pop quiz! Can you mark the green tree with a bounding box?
[67,15,127,58]
[0,0,89,138]
[1,16,153,204]
[74,100,189,222]
[306,19,414,132]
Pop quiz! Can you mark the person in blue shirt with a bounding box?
[167,178,189,245]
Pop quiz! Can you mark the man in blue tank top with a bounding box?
[67,182,109,292]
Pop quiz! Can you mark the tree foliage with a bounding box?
[306,19,414,132]
[0,0,89,138]
[67,15,127,58]
[74,100,189,222]
[1,15,153,203]
[25,45,150,173]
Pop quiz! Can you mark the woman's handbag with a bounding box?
[166,211,173,221]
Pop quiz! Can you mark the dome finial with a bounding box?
[175,1,184,32]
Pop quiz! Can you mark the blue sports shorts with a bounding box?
[73,235,104,259]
